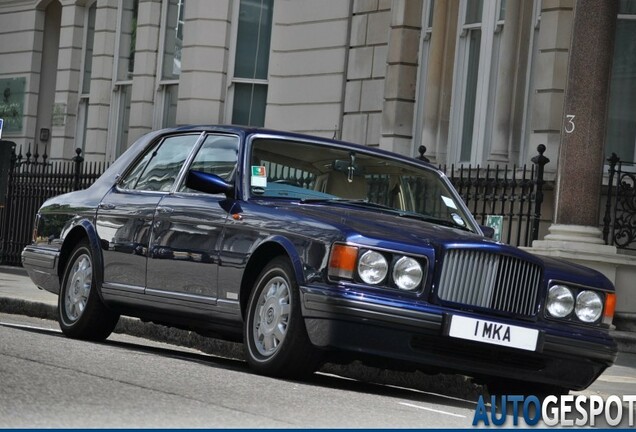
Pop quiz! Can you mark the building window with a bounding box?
[76,2,96,153]
[156,0,184,128]
[229,0,273,127]
[449,0,502,163]
[110,0,138,160]
[606,0,636,162]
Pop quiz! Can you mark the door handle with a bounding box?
[158,207,174,214]
[98,203,115,210]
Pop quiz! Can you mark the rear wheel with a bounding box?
[244,256,321,378]
[58,241,119,340]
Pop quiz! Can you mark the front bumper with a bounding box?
[22,245,60,295]
[301,286,618,391]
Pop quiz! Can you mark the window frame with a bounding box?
[604,9,636,164]
[448,0,500,164]
[117,132,204,194]
[76,1,97,154]
[153,0,184,129]
[412,0,436,159]
[224,0,274,127]
[108,0,138,162]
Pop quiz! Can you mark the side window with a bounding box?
[119,134,200,192]
[180,134,240,192]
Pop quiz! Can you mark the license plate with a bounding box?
[448,315,539,351]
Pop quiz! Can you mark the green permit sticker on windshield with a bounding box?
[251,166,267,187]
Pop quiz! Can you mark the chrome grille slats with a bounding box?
[437,249,542,317]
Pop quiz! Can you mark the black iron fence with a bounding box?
[603,153,636,251]
[0,143,551,266]
[434,145,549,248]
[0,147,108,266]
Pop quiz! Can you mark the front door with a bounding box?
[145,133,240,314]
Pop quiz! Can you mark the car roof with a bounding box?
[165,125,439,171]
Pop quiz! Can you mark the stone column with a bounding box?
[531,0,621,279]
[553,0,617,228]
[128,0,162,144]
[378,0,422,156]
[176,0,232,125]
[488,0,521,162]
[50,1,83,160]
[418,0,451,163]
[84,0,118,162]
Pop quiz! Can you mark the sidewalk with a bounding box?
[1,265,635,355]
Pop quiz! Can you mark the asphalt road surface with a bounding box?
[1,312,634,428]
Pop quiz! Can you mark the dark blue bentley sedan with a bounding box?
[22,126,617,395]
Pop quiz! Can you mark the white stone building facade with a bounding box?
[0,0,604,167]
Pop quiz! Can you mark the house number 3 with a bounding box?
[565,114,575,134]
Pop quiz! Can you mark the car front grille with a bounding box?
[437,249,542,317]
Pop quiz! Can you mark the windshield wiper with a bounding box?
[299,198,397,211]
[396,212,472,232]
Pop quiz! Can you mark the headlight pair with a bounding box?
[546,284,608,324]
[329,244,425,291]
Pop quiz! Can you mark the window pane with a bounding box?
[117,0,139,81]
[606,19,636,161]
[131,134,200,191]
[619,0,636,15]
[427,0,435,28]
[82,4,96,95]
[499,0,506,21]
[116,84,132,157]
[234,0,273,79]
[180,134,240,192]
[460,29,481,162]
[465,0,483,24]
[162,0,184,80]
[162,84,179,127]
[232,82,268,127]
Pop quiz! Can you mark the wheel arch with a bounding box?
[239,236,304,319]
[58,220,105,297]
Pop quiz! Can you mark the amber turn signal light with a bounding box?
[328,244,358,280]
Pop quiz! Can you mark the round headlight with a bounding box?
[393,256,423,291]
[575,291,603,323]
[358,250,388,285]
[546,285,574,318]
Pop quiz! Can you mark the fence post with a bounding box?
[602,153,620,244]
[531,144,550,242]
[0,147,18,265]
[73,148,84,191]
[417,145,430,163]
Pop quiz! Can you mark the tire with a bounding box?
[244,256,321,378]
[58,240,119,341]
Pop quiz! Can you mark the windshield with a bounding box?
[249,138,477,232]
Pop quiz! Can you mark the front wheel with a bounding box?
[58,240,119,340]
[244,257,321,378]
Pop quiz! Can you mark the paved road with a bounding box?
[0,313,481,428]
[2,312,635,428]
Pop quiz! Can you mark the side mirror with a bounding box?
[480,225,496,239]
[185,170,234,197]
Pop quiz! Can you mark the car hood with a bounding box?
[267,201,612,289]
[274,201,495,248]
